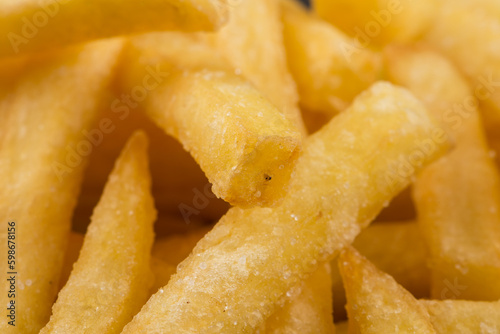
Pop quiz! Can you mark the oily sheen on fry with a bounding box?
[121,82,449,334]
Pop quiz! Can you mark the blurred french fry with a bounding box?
[313,0,434,46]
[41,131,156,334]
[262,263,335,334]
[0,0,228,59]
[143,69,302,207]
[421,299,500,333]
[150,257,177,295]
[335,321,348,334]
[339,247,436,333]
[385,45,500,300]
[281,0,382,117]
[425,0,500,119]
[59,231,84,290]
[331,221,430,320]
[121,82,449,333]
[0,39,124,333]
[215,0,306,134]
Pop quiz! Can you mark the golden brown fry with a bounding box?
[385,45,500,300]
[281,0,382,117]
[331,221,430,320]
[262,263,335,334]
[215,0,306,134]
[0,0,228,59]
[339,247,436,334]
[0,39,124,333]
[121,82,448,334]
[41,131,156,334]
[425,0,500,119]
[313,0,435,46]
[143,69,302,207]
[421,299,500,333]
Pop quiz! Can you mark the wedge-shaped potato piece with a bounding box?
[331,221,430,320]
[421,299,500,333]
[261,263,335,334]
[313,0,434,46]
[339,247,436,334]
[121,82,449,334]
[425,0,500,118]
[385,45,500,300]
[215,0,306,134]
[144,69,302,207]
[40,131,156,334]
[0,39,124,333]
[0,0,228,59]
[281,0,382,117]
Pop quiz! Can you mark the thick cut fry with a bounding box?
[121,82,448,334]
[261,263,335,334]
[59,232,84,290]
[331,221,430,320]
[339,247,436,334]
[313,0,434,46]
[41,131,156,334]
[421,299,500,333]
[0,39,124,333]
[281,0,382,117]
[215,0,306,134]
[385,45,500,300]
[144,69,302,207]
[425,0,500,118]
[0,0,228,59]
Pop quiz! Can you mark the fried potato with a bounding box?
[0,0,228,59]
[40,131,156,334]
[421,299,500,333]
[335,321,349,334]
[339,247,436,334]
[313,0,435,46]
[281,0,382,117]
[385,45,500,300]
[215,0,306,134]
[0,39,124,333]
[331,221,430,320]
[143,69,302,207]
[424,0,500,119]
[59,232,84,290]
[121,82,449,333]
[261,263,335,334]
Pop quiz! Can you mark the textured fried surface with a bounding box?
[41,131,156,334]
[339,247,436,334]
[121,82,448,334]
[0,39,124,333]
[386,46,500,300]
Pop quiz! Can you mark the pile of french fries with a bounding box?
[1,0,500,333]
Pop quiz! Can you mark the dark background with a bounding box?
[299,0,311,7]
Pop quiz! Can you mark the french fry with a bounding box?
[261,263,335,334]
[424,0,500,119]
[313,0,435,46]
[40,131,156,334]
[331,221,430,320]
[339,247,436,334]
[215,0,306,134]
[0,0,228,59]
[150,257,177,295]
[335,321,348,334]
[153,227,212,266]
[0,39,124,333]
[281,0,382,117]
[121,82,449,333]
[385,45,500,300]
[143,69,302,207]
[421,299,500,333]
